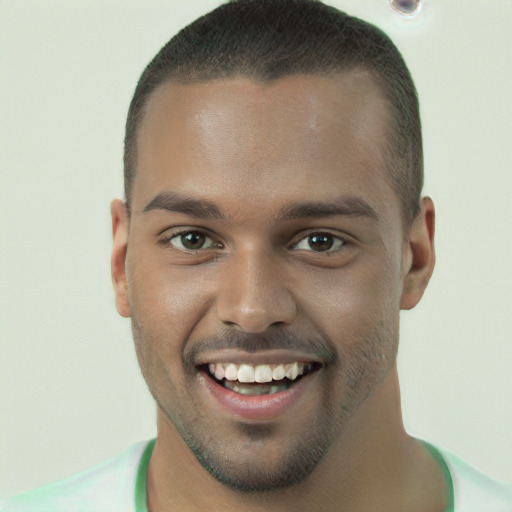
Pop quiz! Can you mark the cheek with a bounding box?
[127,258,218,400]
[300,259,402,341]
[126,250,218,345]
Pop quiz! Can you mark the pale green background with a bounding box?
[1,0,511,496]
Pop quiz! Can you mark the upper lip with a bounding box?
[194,349,324,366]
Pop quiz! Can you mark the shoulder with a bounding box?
[437,446,512,512]
[0,440,151,512]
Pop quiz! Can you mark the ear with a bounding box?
[111,199,131,318]
[400,197,436,310]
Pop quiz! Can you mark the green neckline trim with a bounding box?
[134,438,156,512]
[133,438,454,512]
[421,440,455,512]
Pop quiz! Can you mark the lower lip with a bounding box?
[201,371,316,421]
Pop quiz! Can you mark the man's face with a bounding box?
[113,73,418,491]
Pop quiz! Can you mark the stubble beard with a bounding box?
[131,316,398,493]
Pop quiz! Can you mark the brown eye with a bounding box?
[308,234,333,251]
[168,231,219,251]
[294,233,346,252]
[181,232,206,250]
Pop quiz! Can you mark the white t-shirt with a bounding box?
[1,439,511,512]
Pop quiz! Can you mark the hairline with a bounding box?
[126,68,415,228]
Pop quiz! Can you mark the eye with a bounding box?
[167,230,221,251]
[293,232,346,252]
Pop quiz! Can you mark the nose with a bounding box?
[216,247,297,333]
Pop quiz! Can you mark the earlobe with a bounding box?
[111,199,131,318]
[400,197,436,310]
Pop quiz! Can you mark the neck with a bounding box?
[147,366,448,512]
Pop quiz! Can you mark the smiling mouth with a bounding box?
[201,362,321,396]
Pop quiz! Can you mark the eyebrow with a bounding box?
[143,191,378,222]
[274,196,378,222]
[143,192,225,219]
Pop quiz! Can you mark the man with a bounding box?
[2,0,510,511]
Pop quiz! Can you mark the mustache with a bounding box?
[182,327,337,369]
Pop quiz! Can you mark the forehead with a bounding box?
[134,73,397,222]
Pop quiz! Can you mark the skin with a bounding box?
[111,73,441,511]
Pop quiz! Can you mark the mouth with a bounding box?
[200,361,321,396]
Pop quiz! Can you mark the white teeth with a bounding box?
[224,381,289,395]
[208,362,311,383]
[224,363,238,381]
[286,362,300,380]
[254,365,273,383]
[214,363,225,380]
[238,364,255,383]
[272,364,286,380]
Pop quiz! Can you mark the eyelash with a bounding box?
[160,229,223,253]
[292,232,347,253]
[160,229,349,254]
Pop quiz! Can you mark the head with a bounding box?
[123,0,423,225]
[111,0,435,495]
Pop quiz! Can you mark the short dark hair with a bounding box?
[124,0,423,223]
